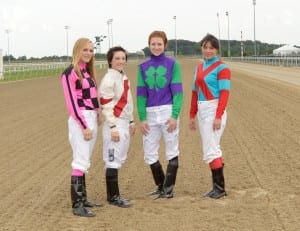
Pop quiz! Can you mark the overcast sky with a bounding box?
[0,0,299,58]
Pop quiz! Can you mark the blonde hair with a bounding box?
[71,38,96,84]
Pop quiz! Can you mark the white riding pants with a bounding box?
[197,99,227,164]
[68,110,98,173]
[143,105,180,165]
[102,118,130,169]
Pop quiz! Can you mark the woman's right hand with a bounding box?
[189,119,196,131]
[140,121,150,136]
[111,130,120,142]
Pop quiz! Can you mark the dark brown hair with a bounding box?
[106,46,128,68]
[200,34,219,50]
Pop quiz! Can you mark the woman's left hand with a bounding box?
[83,128,93,141]
[166,118,177,133]
[189,119,196,130]
[213,118,221,130]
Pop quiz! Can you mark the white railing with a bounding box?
[3,61,107,73]
[228,56,300,67]
[1,61,107,81]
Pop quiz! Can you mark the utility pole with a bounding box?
[64,25,70,61]
[241,30,244,59]
[253,0,257,56]
[5,29,11,63]
[173,16,177,57]
[217,13,222,56]
[225,11,231,57]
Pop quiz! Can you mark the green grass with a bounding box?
[1,68,65,82]
[0,62,107,82]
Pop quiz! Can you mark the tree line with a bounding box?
[148,39,285,57]
[2,39,290,62]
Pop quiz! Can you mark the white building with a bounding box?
[273,44,300,56]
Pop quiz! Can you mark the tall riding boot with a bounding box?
[82,174,102,208]
[158,156,178,199]
[203,165,226,199]
[149,161,165,195]
[71,176,95,217]
[106,168,131,208]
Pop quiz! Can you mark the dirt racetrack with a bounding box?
[0,59,299,231]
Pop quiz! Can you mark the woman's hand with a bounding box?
[166,118,177,133]
[111,130,120,142]
[140,121,150,136]
[213,118,221,130]
[189,118,196,131]
[83,128,93,141]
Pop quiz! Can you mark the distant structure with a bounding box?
[136,50,145,58]
[273,44,300,56]
[0,49,3,80]
[165,51,175,57]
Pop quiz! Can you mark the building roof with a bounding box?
[273,44,300,55]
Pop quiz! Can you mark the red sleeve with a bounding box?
[189,90,198,119]
[215,90,229,119]
[218,68,231,80]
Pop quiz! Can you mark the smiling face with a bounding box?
[149,37,165,56]
[110,50,127,72]
[201,41,218,60]
[80,41,94,63]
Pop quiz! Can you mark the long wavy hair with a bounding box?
[71,38,96,84]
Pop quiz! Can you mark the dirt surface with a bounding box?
[1,59,299,231]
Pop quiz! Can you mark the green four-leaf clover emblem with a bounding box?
[145,65,167,91]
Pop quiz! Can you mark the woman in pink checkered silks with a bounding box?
[61,37,102,217]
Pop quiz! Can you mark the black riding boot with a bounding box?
[158,156,178,199]
[106,168,131,208]
[149,161,165,195]
[82,174,102,208]
[203,166,226,199]
[71,176,95,217]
